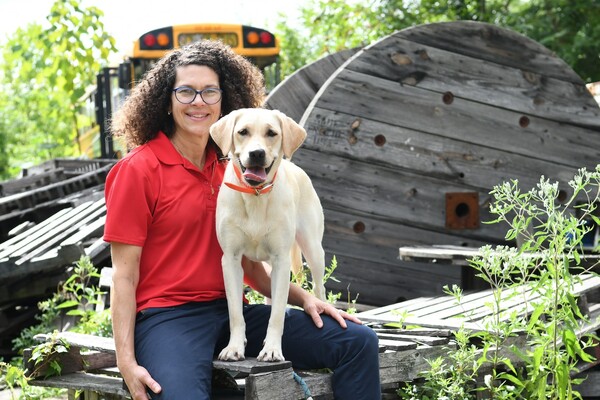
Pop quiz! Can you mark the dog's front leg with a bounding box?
[258,254,290,362]
[219,252,247,361]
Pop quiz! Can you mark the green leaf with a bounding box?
[56,300,79,309]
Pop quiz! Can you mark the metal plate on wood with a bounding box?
[445,192,479,229]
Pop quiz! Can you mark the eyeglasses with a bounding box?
[172,86,223,105]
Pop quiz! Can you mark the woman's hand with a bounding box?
[301,294,363,329]
[120,361,161,400]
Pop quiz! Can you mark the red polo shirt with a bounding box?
[104,132,226,312]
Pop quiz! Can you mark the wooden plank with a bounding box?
[0,243,83,279]
[378,339,418,351]
[29,373,129,397]
[358,289,495,321]
[23,346,116,378]
[358,296,443,317]
[61,215,106,247]
[26,330,456,399]
[0,169,67,196]
[373,328,452,337]
[377,333,448,346]
[36,332,292,375]
[86,236,110,260]
[245,368,331,400]
[323,253,461,306]
[399,245,483,266]
[0,163,112,215]
[299,110,580,196]
[301,69,600,169]
[212,358,292,374]
[350,31,599,127]
[319,207,487,265]
[265,48,359,123]
[397,21,585,86]
[0,203,93,261]
[359,273,600,335]
[361,311,483,332]
[399,246,600,269]
[573,369,600,398]
[0,207,74,255]
[17,199,105,264]
[39,332,116,353]
[292,148,509,242]
[378,343,454,384]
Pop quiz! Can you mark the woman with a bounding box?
[104,39,380,400]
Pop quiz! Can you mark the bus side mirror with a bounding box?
[118,62,132,89]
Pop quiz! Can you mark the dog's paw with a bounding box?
[257,346,285,362]
[218,345,246,361]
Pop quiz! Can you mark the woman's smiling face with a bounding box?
[171,65,222,140]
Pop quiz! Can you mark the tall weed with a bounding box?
[400,167,600,400]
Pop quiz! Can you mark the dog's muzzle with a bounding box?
[239,151,274,187]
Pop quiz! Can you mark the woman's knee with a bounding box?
[348,322,379,354]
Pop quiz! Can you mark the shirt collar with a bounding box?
[149,131,217,171]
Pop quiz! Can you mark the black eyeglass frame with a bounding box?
[172,86,223,105]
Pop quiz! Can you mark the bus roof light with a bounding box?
[143,34,157,47]
[260,32,273,45]
[157,33,170,47]
[139,27,174,50]
[246,31,260,45]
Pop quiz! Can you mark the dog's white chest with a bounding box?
[225,201,294,262]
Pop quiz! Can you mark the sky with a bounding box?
[0,0,306,57]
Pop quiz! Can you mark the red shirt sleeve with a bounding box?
[103,148,159,247]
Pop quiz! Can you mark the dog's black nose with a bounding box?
[248,149,266,164]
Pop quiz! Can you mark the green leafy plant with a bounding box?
[13,256,110,353]
[57,256,103,315]
[27,332,70,379]
[400,167,600,400]
[1,362,29,399]
[5,256,111,398]
[245,255,359,311]
[0,332,69,400]
[0,0,117,177]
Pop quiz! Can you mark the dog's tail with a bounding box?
[290,242,305,284]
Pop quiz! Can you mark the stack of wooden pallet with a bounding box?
[26,328,453,399]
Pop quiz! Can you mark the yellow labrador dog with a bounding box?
[210,108,326,362]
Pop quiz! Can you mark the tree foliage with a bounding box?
[275,0,600,84]
[0,0,117,179]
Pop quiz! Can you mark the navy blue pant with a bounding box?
[134,300,381,399]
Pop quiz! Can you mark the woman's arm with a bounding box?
[110,242,161,400]
[241,258,361,328]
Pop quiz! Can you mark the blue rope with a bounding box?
[292,371,313,400]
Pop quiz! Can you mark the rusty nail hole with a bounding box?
[519,116,530,128]
[353,221,365,234]
[442,91,454,104]
[455,202,470,218]
[557,189,568,203]
[374,134,386,147]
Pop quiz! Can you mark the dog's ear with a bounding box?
[210,110,240,155]
[277,111,307,159]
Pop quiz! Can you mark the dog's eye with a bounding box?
[238,129,248,136]
[266,129,277,137]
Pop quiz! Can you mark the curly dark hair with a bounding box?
[111,39,266,148]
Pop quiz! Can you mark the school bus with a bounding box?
[77,24,280,159]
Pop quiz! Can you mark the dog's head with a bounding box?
[210,108,307,187]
